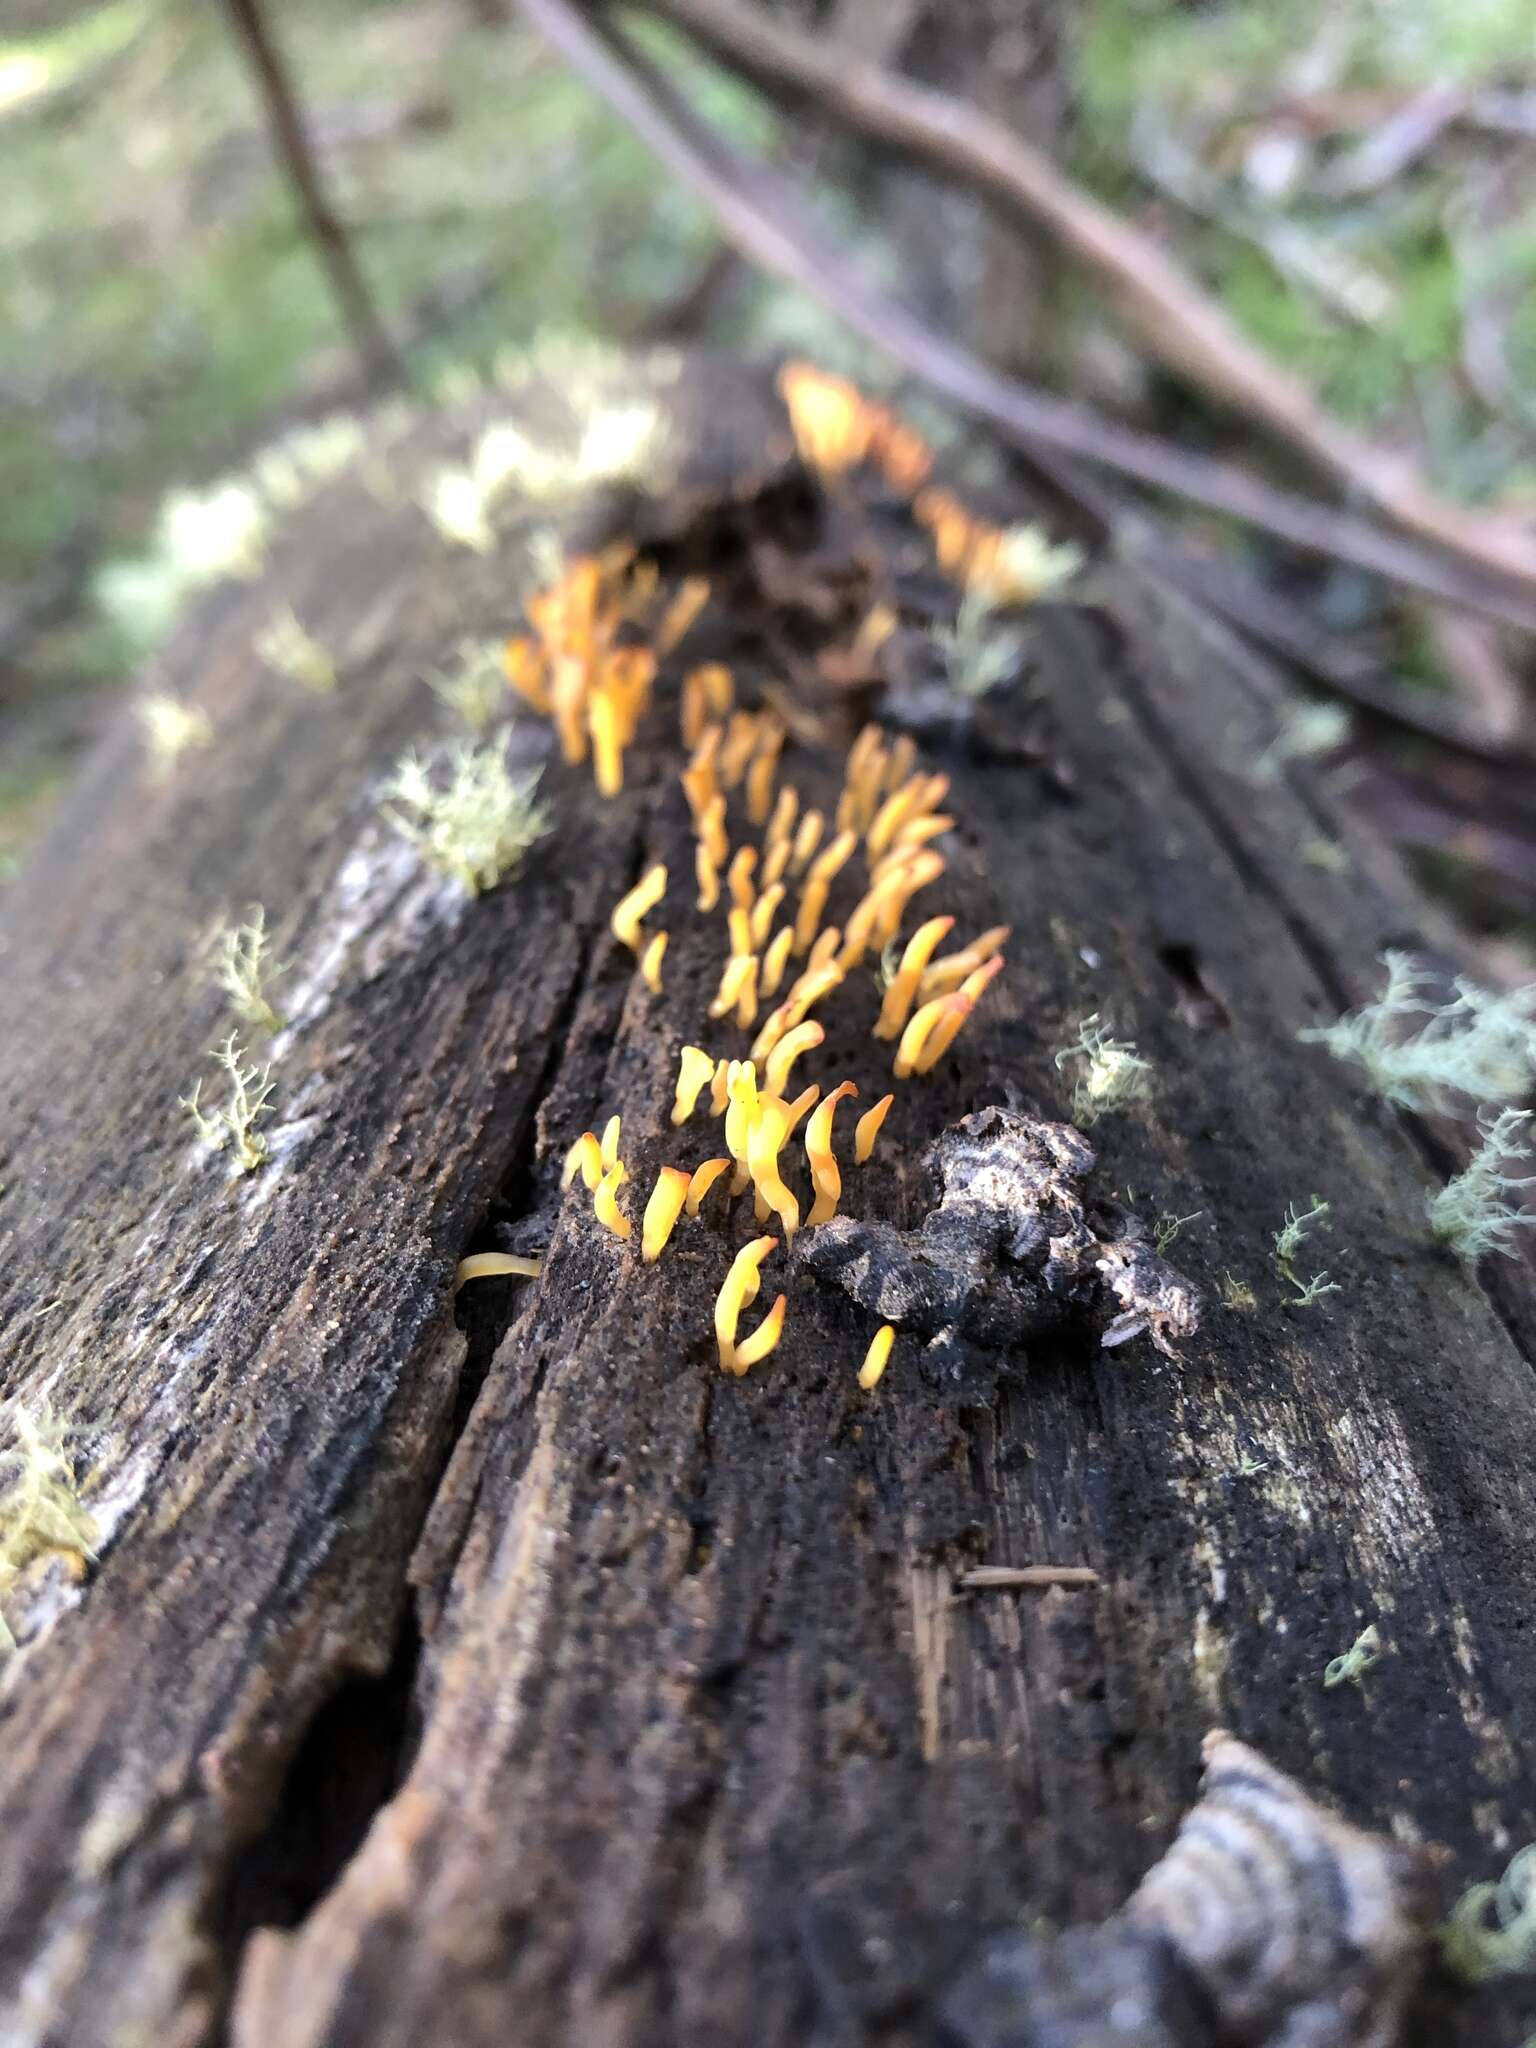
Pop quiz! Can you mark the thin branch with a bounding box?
[220,0,404,388]
[512,0,1536,635]
[638,0,1536,597]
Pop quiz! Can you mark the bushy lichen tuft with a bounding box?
[426,639,508,734]
[255,605,337,693]
[1053,1014,1153,1126]
[1428,1108,1536,1261]
[1272,1197,1340,1305]
[138,693,213,775]
[0,1399,97,1653]
[1442,1843,1536,1984]
[935,589,1025,699]
[1300,953,1536,1111]
[381,742,549,895]
[211,907,285,1034]
[182,1033,275,1172]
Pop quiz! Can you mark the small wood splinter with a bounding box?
[956,1565,1100,1591]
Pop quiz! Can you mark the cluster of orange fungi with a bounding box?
[524,365,1025,1384]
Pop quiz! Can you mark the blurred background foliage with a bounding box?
[3,0,1535,933]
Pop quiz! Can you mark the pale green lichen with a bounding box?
[381,743,549,896]
[99,479,270,646]
[255,605,337,693]
[0,1398,98,1653]
[1300,952,1536,1111]
[138,693,213,774]
[1217,1271,1258,1311]
[1428,1108,1536,1261]
[211,907,285,1034]
[1253,700,1352,782]
[1053,1014,1153,1126]
[1323,1622,1382,1689]
[1273,1197,1340,1305]
[426,639,508,734]
[181,1033,275,1173]
[935,589,1025,700]
[1153,1210,1203,1254]
[1441,1843,1536,1984]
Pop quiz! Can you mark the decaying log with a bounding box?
[2,352,1535,2048]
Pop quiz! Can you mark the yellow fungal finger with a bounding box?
[719,711,760,790]
[710,1057,731,1116]
[656,575,710,655]
[696,840,720,911]
[765,784,798,856]
[723,1060,759,1164]
[761,836,792,889]
[733,953,760,1030]
[681,669,709,750]
[806,1079,859,1226]
[747,1098,800,1239]
[782,962,844,1031]
[789,808,824,875]
[732,1293,786,1374]
[749,883,785,952]
[562,1131,603,1192]
[607,647,654,741]
[727,845,757,915]
[611,863,667,952]
[893,995,951,1079]
[746,747,777,828]
[793,875,829,956]
[642,1166,692,1261]
[782,1082,820,1138]
[455,1252,542,1287]
[685,1156,731,1214]
[918,926,1012,1002]
[672,1046,718,1126]
[915,961,999,1075]
[551,654,590,765]
[715,1234,778,1370]
[708,953,756,1020]
[600,1114,622,1171]
[765,1020,823,1098]
[594,1161,631,1240]
[866,776,928,857]
[750,1001,792,1067]
[504,635,551,715]
[807,927,843,974]
[684,663,732,746]
[589,694,624,797]
[854,1093,894,1164]
[761,925,795,997]
[875,915,956,1040]
[884,734,918,794]
[810,829,858,887]
[640,930,667,993]
[858,1324,895,1390]
[728,906,754,960]
[702,663,734,715]
[837,887,887,972]
[888,811,953,856]
[681,726,722,822]
[871,849,946,946]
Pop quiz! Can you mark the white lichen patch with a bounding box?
[1053,1014,1154,1126]
[1427,1108,1536,1261]
[381,741,549,896]
[1301,952,1536,1111]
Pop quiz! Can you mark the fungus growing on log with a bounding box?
[671,1046,718,1126]
[685,1157,731,1215]
[639,931,667,993]
[714,1235,780,1372]
[858,1325,895,1390]
[641,1167,692,1262]
[806,1080,859,1226]
[855,1093,894,1164]
[610,864,667,954]
[562,1132,603,1192]
[594,1161,631,1241]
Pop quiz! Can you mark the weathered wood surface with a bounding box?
[1,352,1534,2048]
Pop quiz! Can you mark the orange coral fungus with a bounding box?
[685,1156,731,1214]
[747,1096,800,1239]
[778,363,871,475]
[672,1045,718,1126]
[765,1020,823,1097]
[854,1093,894,1164]
[749,883,785,952]
[708,954,756,1021]
[874,916,955,1039]
[760,924,795,997]
[715,1234,778,1371]
[728,906,754,960]
[681,727,722,823]
[456,1252,542,1287]
[858,1324,895,1390]
[733,953,759,1030]
[503,635,550,715]
[562,1131,603,1191]
[727,845,757,916]
[793,829,857,953]
[710,1057,732,1115]
[781,961,845,1031]
[918,926,1012,1001]
[656,575,710,656]
[789,808,824,875]
[806,1079,858,1226]
[695,840,720,912]
[892,995,950,1080]
[611,863,667,952]
[782,1082,820,1138]
[600,1114,622,1171]
[642,1166,691,1262]
[765,783,798,855]
[640,931,667,993]
[594,1160,631,1240]
[913,957,1000,1075]
[719,711,761,790]
[733,1291,786,1372]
